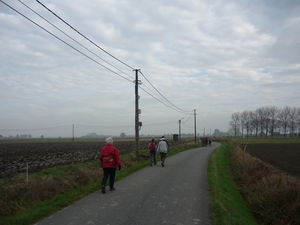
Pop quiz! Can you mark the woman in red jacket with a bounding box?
[100,137,122,193]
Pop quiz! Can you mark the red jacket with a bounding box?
[100,143,121,168]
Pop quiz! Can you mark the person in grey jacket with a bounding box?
[156,136,170,167]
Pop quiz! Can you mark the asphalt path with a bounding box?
[35,142,221,225]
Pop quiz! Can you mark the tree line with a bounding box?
[229,106,300,138]
[0,134,33,139]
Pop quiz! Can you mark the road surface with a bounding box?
[35,142,221,225]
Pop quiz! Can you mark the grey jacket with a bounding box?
[157,138,169,153]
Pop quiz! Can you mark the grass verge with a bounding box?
[208,142,258,225]
[230,143,300,224]
[0,142,200,225]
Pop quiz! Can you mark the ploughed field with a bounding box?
[242,143,300,177]
[0,140,179,178]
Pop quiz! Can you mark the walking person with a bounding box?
[99,137,122,194]
[205,137,208,147]
[157,136,170,167]
[201,137,205,147]
[148,137,157,166]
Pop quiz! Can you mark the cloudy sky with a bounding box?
[1,0,300,138]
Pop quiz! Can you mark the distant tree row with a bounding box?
[228,106,300,138]
[212,129,228,137]
[0,134,33,139]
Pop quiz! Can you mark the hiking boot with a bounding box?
[161,162,164,167]
[109,187,116,191]
[101,185,106,194]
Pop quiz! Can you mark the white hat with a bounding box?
[105,137,113,144]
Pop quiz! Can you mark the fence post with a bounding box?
[27,163,28,184]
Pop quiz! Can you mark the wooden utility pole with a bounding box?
[178,118,183,143]
[194,109,197,143]
[72,124,74,142]
[134,69,141,161]
[179,119,181,143]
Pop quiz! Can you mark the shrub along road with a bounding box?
[35,143,221,225]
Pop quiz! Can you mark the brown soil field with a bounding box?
[241,143,300,177]
[0,140,180,177]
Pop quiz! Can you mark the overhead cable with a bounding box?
[18,0,134,81]
[0,125,72,131]
[0,0,133,83]
[142,121,178,126]
[76,124,132,128]
[36,0,135,70]
[139,86,192,115]
[2,0,195,116]
[139,70,192,113]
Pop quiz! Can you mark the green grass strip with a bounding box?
[0,143,199,225]
[208,143,258,225]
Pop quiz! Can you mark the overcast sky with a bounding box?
[1,0,300,138]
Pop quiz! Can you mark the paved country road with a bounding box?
[35,142,221,225]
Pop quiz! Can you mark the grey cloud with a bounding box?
[0,0,299,137]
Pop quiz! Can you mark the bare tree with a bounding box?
[289,107,298,137]
[250,110,260,138]
[256,107,269,138]
[297,107,300,138]
[268,106,280,138]
[262,107,271,138]
[239,112,246,138]
[278,106,291,137]
[241,110,251,138]
[230,112,240,137]
[228,106,300,138]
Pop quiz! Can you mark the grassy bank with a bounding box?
[208,142,258,225]
[211,137,300,224]
[230,142,300,224]
[0,142,200,225]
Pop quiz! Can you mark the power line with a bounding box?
[32,0,193,114]
[0,0,133,83]
[76,125,132,128]
[139,70,192,113]
[0,125,72,132]
[139,86,192,115]
[36,0,135,70]
[181,111,194,124]
[142,121,178,126]
[2,0,195,118]
[18,0,134,81]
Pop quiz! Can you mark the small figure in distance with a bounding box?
[157,135,170,167]
[99,137,122,194]
[201,137,205,147]
[148,137,157,166]
[205,137,208,147]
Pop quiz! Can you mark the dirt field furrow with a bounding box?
[242,143,300,177]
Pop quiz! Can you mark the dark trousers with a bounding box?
[160,153,167,163]
[102,167,116,188]
[149,150,157,165]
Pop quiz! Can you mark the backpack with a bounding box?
[149,141,156,151]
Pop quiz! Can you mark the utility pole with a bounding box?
[72,124,74,142]
[178,118,183,143]
[194,109,197,143]
[134,69,141,161]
